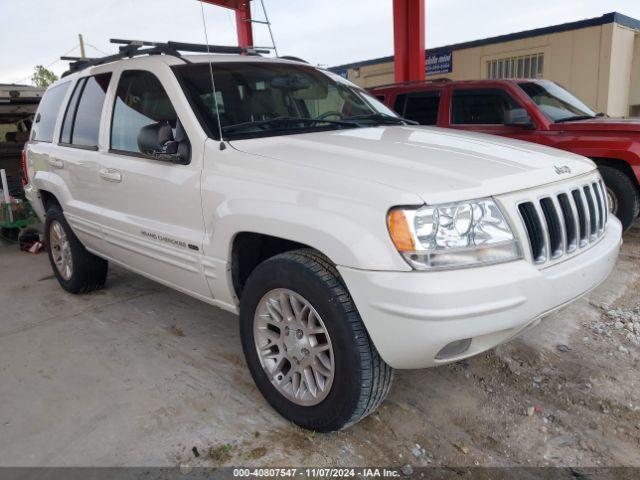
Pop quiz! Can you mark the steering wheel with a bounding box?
[315,111,344,121]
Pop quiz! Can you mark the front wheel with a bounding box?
[598,165,640,231]
[239,249,393,431]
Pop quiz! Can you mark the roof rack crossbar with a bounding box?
[63,46,172,75]
[61,38,274,76]
[112,38,271,55]
[60,56,98,62]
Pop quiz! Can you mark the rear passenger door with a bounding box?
[394,91,441,126]
[96,68,211,300]
[55,73,112,252]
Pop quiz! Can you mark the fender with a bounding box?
[203,197,415,307]
[551,139,640,184]
[209,200,410,269]
[199,139,422,277]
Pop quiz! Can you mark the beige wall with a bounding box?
[605,24,636,116]
[345,22,639,117]
[630,35,640,111]
[347,62,394,88]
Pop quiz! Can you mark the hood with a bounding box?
[229,126,595,204]
[551,117,640,133]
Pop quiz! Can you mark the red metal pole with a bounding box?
[234,0,254,49]
[200,0,254,49]
[393,0,425,83]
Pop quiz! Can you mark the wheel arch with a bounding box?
[591,157,640,190]
[31,171,72,214]
[230,231,333,300]
[39,190,62,212]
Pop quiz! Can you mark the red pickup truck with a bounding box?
[371,79,640,231]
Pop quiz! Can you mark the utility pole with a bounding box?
[78,33,86,58]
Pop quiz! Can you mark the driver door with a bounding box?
[447,86,540,143]
[96,67,211,300]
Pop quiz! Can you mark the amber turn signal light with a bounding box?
[388,209,415,252]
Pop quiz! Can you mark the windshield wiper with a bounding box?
[222,116,363,133]
[555,115,595,123]
[346,113,419,126]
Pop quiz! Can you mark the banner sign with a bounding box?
[426,51,452,75]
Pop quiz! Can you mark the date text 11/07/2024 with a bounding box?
[231,467,403,477]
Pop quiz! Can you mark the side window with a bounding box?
[393,94,406,115]
[32,82,70,142]
[111,70,178,154]
[59,73,112,148]
[59,79,85,144]
[403,92,441,125]
[451,88,521,125]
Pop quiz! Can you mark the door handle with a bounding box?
[48,157,64,169]
[99,168,122,183]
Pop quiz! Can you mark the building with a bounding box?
[331,12,640,117]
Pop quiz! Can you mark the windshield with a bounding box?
[518,80,597,122]
[173,62,399,139]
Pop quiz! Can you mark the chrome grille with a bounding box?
[518,179,608,265]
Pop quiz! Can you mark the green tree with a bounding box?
[31,65,58,88]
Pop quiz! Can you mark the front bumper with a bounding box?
[338,217,622,369]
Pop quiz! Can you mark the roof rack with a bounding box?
[61,38,273,76]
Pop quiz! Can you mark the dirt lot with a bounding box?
[0,222,638,468]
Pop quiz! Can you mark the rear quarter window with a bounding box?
[32,82,70,142]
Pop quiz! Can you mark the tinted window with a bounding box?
[393,95,405,114]
[397,92,440,125]
[69,73,111,147]
[111,71,177,153]
[32,82,70,142]
[59,78,85,144]
[451,88,521,125]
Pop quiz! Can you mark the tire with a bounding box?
[598,165,640,231]
[45,204,108,294]
[239,249,393,431]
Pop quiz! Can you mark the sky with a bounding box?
[2,0,640,85]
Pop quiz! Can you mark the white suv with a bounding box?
[23,42,622,431]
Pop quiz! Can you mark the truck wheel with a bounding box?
[239,249,393,431]
[598,165,640,231]
[45,205,108,294]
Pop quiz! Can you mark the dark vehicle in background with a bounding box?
[372,79,640,230]
[0,84,44,195]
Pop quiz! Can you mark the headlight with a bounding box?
[388,198,521,270]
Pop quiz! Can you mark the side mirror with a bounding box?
[504,108,534,129]
[137,122,190,165]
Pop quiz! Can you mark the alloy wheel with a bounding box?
[50,220,73,281]
[605,186,618,215]
[253,288,335,406]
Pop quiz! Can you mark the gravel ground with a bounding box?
[184,221,640,468]
[0,221,638,468]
